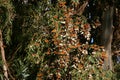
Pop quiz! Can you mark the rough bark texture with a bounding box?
[0,29,9,80]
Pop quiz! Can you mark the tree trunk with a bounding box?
[0,29,9,80]
[102,6,113,70]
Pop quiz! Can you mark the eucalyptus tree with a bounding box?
[0,0,120,80]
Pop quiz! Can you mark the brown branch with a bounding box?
[8,68,15,80]
[8,43,22,63]
[75,1,89,16]
[0,29,9,80]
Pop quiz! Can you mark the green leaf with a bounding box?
[88,56,95,63]
[72,0,79,4]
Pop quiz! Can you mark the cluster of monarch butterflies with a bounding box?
[32,1,108,79]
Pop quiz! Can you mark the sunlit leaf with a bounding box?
[88,56,95,63]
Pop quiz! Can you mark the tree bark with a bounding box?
[0,29,9,80]
[102,6,113,70]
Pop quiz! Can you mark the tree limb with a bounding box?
[0,29,9,80]
[75,1,88,16]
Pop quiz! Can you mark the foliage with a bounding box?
[0,0,14,45]
[25,0,113,80]
[0,0,119,80]
[10,59,29,79]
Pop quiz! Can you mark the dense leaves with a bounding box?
[0,0,120,80]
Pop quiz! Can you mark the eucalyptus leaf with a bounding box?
[88,56,95,63]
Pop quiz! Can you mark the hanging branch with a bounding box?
[0,29,9,80]
[74,0,89,16]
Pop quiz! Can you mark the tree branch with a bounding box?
[0,29,9,80]
[75,1,88,16]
